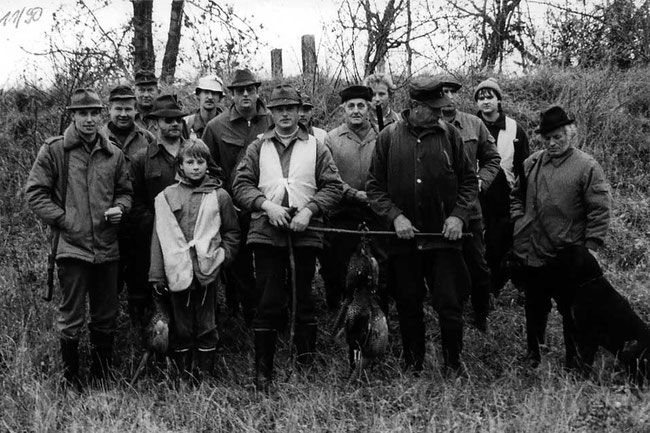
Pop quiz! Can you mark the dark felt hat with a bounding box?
[267,84,302,108]
[66,88,104,110]
[227,68,262,89]
[408,76,452,109]
[108,85,136,101]
[339,85,373,103]
[147,94,186,118]
[535,106,575,134]
[301,95,314,108]
[437,74,462,91]
[134,69,158,86]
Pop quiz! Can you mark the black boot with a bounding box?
[172,349,194,380]
[441,326,464,374]
[90,330,114,385]
[400,319,425,373]
[294,323,317,368]
[60,338,82,391]
[254,329,277,392]
[524,308,549,368]
[196,347,216,380]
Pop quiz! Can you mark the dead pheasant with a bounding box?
[131,292,171,384]
[332,231,388,376]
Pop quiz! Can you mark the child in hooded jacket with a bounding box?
[149,138,240,378]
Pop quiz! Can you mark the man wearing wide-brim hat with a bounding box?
[133,69,160,134]
[366,75,477,375]
[185,75,225,139]
[233,84,343,391]
[201,68,273,326]
[25,88,133,390]
[510,105,611,370]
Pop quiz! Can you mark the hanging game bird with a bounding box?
[332,232,388,376]
[131,292,171,384]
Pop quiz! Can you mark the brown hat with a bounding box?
[474,78,502,100]
[147,94,186,118]
[108,85,136,101]
[339,85,373,103]
[134,69,158,86]
[535,106,575,134]
[408,76,452,109]
[267,84,302,108]
[66,88,104,110]
[437,74,462,91]
[227,68,262,90]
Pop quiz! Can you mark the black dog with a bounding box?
[555,245,650,382]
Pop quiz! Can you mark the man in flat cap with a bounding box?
[320,85,386,311]
[438,75,501,332]
[185,75,225,139]
[202,68,273,325]
[232,84,342,390]
[298,94,327,144]
[133,69,160,134]
[367,76,476,375]
[510,106,611,369]
[101,85,155,340]
[25,88,133,389]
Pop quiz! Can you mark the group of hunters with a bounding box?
[25,66,611,391]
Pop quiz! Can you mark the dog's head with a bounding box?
[554,244,603,285]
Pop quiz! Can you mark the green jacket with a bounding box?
[25,124,133,263]
[510,147,611,266]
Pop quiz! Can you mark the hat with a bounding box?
[474,78,502,100]
[408,76,452,109]
[437,74,462,91]
[66,88,104,110]
[147,94,186,118]
[227,68,262,89]
[535,106,575,134]
[195,75,224,95]
[266,84,302,108]
[339,85,373,103]
[301,95,314,109]
[108,85,136,101]
[134,69,158,86]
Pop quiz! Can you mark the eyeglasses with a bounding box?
[162,118,182,124]
[233,85,258,95]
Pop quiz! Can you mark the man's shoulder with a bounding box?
[44,135,64,146]
[571,148,601,168]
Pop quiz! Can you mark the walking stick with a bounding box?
[305,226,473,238]
[287,231,298,367]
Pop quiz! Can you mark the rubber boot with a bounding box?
[254,329,277,392]
[90,330,114,386]
[60,338,82,391]
[562,317,580,371]
[294,323,317,368]
[524,306,549,368]
[441,326,464,375]
[172,349,194,381]
[196,347,216,380]
[400,319,425,373]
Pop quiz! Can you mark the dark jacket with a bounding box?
[25,124,133,263]
[201,100,273,192]
[366,111,477,252]
[101,122,155,167]
[184,107,223,139]
[232,125,343,249]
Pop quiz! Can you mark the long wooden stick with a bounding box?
[305,226,472,238]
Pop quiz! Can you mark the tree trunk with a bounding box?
[160,0,185,84]
[131,0,155,72]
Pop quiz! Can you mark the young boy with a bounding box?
[149,138,240,379]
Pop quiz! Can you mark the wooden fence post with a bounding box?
[271,48,283,80]
[301,35,316,77]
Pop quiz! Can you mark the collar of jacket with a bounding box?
[335,122,377,143]
[477,111,506,130]
[228,99,268,122]
[541,146,575,166]
[63,123,113,154]
[148,137,185,157]
[260,122,310,141]
[400,109,446,135]
[174,171,223,191]
[105,121,138,140]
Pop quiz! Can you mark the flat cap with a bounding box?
[339,85,373,103]
[266,84,302,108]
[108,85,136,101]
[436,74,462,91]
[408,76,452,109]
[66,88,104,110]
[134,69,158,86]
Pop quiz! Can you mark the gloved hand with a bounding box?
[152,282,168,297]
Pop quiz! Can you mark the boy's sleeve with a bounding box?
[148,220,165,283]
[217,189,241,266]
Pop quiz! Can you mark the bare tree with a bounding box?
[160,0,184,83]
[132,0,155,72]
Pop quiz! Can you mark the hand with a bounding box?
[442,216,464,241]
[290,207,312,232]
[478,178,484,192]
[262,201,291,228]
[104,206,123,224]
[152,282,168,296]
[588,248,600,263]
[355,190,368,203]
[393,214,416,239]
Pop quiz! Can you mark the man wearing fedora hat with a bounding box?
[184,75,225,139]
[438,75,501,333]
[101,85,155,343]
[233,84,342,390]
[320,85,386,311]
[367,76,476,375]
[510,105,611,369]
[202,68,273,325]
[133,69,160,134]
[297,94,327,144]
[26,88,133,389]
